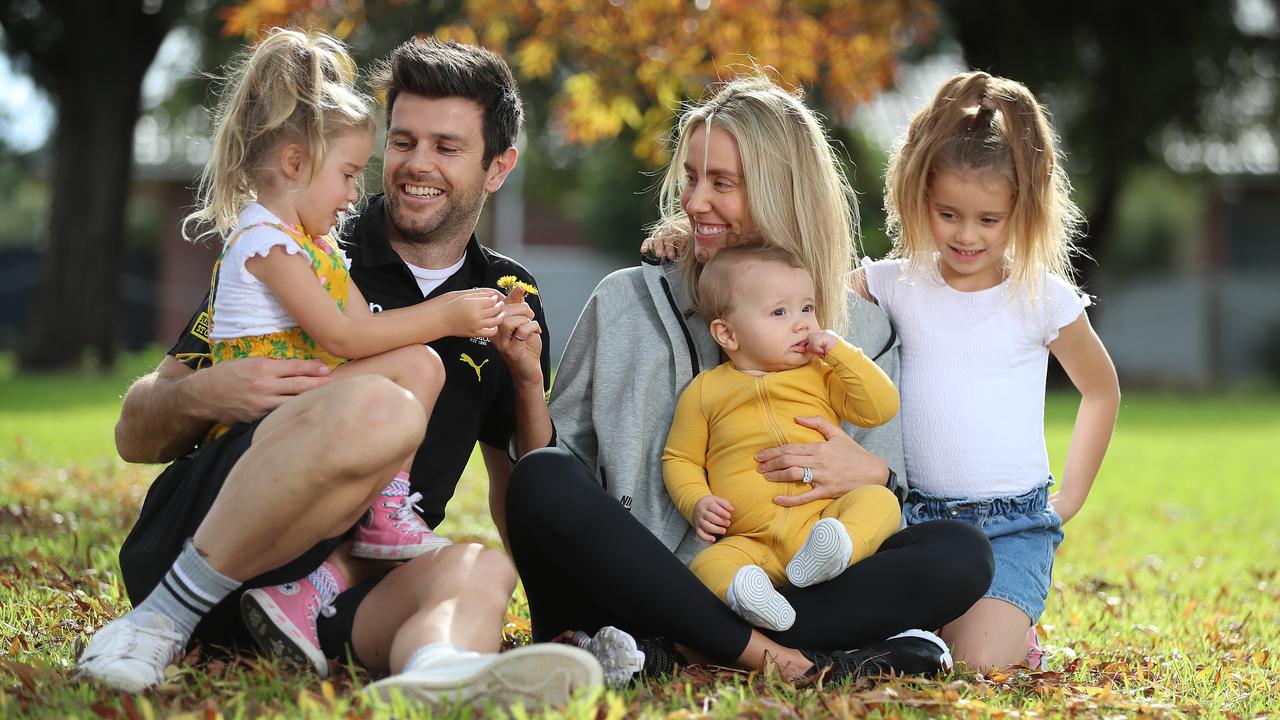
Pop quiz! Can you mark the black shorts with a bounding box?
[118,418,354,658]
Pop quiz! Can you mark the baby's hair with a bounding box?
[884,71,1084,295]
[696,244,808,322]
[184,27,375,242]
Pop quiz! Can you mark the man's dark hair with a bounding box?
[372,37,524,167]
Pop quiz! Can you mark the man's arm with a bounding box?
[116,355,332,463]
[480,444,514,552]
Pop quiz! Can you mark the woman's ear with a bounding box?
[709,318,737,352]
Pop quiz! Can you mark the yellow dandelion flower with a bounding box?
[497,275,540,296]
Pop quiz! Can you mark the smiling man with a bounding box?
[76,37,601,707]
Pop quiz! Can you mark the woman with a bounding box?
[505,75,994,684]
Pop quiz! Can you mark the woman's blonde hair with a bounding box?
[651,75,858,333]
[884,71,1084,296]
[184,27,375,242]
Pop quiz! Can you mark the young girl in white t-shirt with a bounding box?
[185,29,507,676]
[857,71,1120,669]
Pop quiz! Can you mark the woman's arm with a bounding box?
[1047,312,1120,524]
[246,247,505,358]
[546,286,605,470]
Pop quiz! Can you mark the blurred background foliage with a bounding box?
[1,0,1278,385]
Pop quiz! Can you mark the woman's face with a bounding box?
[680,123,753,264]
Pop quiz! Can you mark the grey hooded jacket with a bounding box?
[549,258,907,565]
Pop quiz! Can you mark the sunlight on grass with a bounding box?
[2,386,1278,717]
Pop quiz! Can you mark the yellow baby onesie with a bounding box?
[663,338,903,601]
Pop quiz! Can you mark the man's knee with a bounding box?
[331,375,426,457]
[431,544,517,598]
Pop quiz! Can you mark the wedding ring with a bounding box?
[802,466,814,484]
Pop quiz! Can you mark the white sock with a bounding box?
[403,642,475,672]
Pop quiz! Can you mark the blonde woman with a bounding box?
[505,76,994,685]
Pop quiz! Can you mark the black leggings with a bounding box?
[505,448,995,664]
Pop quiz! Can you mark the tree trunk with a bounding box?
[12,1,181,371]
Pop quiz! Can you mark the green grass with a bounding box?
[1,361,1277,717]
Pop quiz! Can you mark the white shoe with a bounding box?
[364,644,603,708]
[727,565,795,631]
[573,626,645,687]
[786,518,853,588]
[76,611,186,692]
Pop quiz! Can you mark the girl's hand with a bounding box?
[693,495,733,542]
[428,289,505,338]
[757,416,890,507]
[804,330,840,356]
[1049,490,1084,525]
[640,233,683,261]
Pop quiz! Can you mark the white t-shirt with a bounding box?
[209,203,349,341]
[406,256,465,298]
[864,257,1089,499]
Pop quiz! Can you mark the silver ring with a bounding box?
[802,466,814,484]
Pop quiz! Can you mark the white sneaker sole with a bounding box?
[364,644,603,708]
[241,589,329,677]
[579,626,645,687]
[351,535,453,560]
[786,518,853,588]
[730,565,795,631]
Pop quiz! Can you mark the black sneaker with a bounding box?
[802,629,952,683]
[635,636,686,680]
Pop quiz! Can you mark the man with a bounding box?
[76,37,601,706]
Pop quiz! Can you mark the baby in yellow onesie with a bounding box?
[663,245,902,631]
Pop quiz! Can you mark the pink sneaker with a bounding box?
[351,478,452,560]
[1025,626,1045,670]
[240,564,341,676]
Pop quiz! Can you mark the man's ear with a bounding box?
[483,146,519,193]
[279,143,309,182]
[709,318,737,352]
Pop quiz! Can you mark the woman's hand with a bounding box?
[755,416,890,507]
[693,495,733,542]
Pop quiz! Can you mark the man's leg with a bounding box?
[79,376,425,691]
[196,375,426,579]
[321,543,601,708]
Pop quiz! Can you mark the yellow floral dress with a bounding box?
[198,221,350,440]
[209,221,349,369]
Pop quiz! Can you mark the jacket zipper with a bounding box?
[660,275,700,378]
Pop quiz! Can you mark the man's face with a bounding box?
[382,93,496,248]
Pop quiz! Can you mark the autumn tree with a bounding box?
[1,0,189,370]
[223,0,935,165]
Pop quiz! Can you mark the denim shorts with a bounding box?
[903,482,1063,624]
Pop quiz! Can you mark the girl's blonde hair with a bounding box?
[184,28,375,242]
[651,75,858,333]
[885,71,1084,296]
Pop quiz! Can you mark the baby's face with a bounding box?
[720,261,818,373]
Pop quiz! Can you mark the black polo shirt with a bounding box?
[168,194,552,527]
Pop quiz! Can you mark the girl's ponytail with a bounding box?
[184,28,373,243]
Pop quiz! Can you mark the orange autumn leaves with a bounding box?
[221,0,935,164]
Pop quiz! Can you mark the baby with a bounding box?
[663,245,902,631]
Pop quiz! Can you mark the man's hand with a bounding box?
[188,357,333,425]
[491,285,544,387]
[756,415,890,507]
[804,330,840,357]
[426,289,506,338]
[693,495,733,542]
